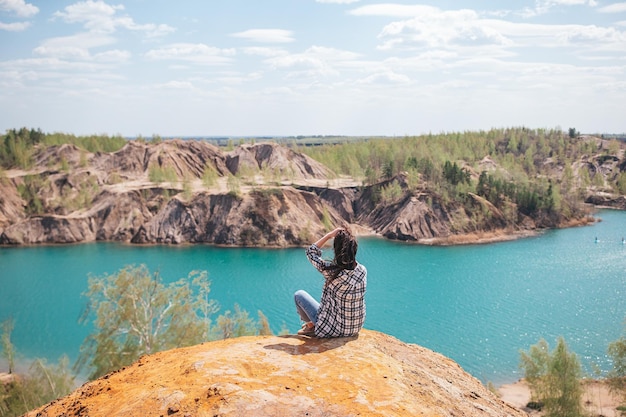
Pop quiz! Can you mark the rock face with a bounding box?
[0,139,596,246]
[27,330,524,417]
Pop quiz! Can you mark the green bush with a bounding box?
[202,164,218,188]
[16,175,45,215]
[148,164,178,183]
[520,337,584,417]
[608,322,626,405]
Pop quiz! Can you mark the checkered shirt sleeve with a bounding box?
[306,244,367,338]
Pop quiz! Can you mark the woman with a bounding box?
[294,227,367,338]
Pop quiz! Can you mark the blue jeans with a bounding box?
[294,290,320,324]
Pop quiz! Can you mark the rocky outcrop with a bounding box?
[0,179,24,228]
[226,142,334,179]
[130,188,344,246]
[26,330,525,417]
[363,194,453,241]
[585,192,626,210]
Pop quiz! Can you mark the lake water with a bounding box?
[1,210,625,385]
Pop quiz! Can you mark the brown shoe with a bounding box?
[297,323,315,336]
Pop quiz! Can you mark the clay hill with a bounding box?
[26,330,525,417]
[1,137,620,246]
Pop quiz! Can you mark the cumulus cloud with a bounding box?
[352,3,625,54]
[34,32,117,60]
[242,47,288,57]
[231,29,295,43]
[93,49,131,62]
[0,0,38,17]
[598,2,626,13]
[522,0,598,17]
[373,8,513,50]
[266,45,361,78]
[53,0,174,37]
[145,43,236,65]
[350,4,437,17]
[316,0,360,4]
[0,20,29,31]
[158,80,194,90]
[356,70,411,85]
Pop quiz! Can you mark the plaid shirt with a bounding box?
[306,244,367,338]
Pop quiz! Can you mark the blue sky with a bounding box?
[1,0,625,137]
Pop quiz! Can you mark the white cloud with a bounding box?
[158,80,194,90]
[522,0,598,17]
[540,0,597,5]
[0,20,29,31]
[93,49,131,63]
[0,0,38,17]
[242,47,288,57]
[356,70,411,85]
[353,4,626,55]
[266,46,362,79]
[0,57,105,76]
[54,0,124,32]
[34,32,117,60]
[53,0,174,37]
[379,11,513,49]
[231,29,295,43]
[316,0,360,4]
[350,4,438,18]
[145,43,236,65]
[598,2,626,13]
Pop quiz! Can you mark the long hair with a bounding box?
[324,228,358,280]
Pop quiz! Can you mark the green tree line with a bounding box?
[297,127,623,224]
[0,127,127,169]
[0,264,277,416]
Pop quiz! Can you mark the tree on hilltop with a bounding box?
[75,264,271,380]
[75,265,218,380]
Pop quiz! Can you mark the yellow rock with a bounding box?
[28,330,524,417]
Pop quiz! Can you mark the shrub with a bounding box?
[520,337,584,417]
[148,164,178,183]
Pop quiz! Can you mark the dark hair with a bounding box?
[325,228,358,280]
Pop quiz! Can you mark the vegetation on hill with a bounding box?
[0,128,126,169]
[298,127,624,221]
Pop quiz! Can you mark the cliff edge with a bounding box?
[27,330,524,417]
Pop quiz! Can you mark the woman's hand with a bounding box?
[329,227,343,238]
[313,227,344,248]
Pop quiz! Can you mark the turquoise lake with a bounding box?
[1,209,625,385]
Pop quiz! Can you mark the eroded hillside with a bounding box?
[0,133,623,246]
